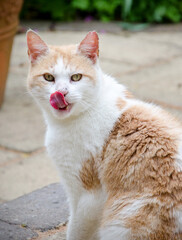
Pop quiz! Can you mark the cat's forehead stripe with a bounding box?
[53,57,73,76]
[49,47,96,82]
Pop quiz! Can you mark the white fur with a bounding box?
[99,199,147,240]
[175,143,182,235]
[67,189,106,240]
[174,209,182,232]
[175,136,182,172]
[99,225,130,240]
[99,196,162,240]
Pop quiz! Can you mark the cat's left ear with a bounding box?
[78,31,99,64]
[26,30,49,63]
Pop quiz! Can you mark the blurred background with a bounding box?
[19,0,182,32]
[0,0,182,204]
[20,0,182,24]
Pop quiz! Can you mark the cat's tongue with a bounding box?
[50,91,68,110]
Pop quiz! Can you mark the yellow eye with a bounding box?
[71,73,82,82]
[43,73,55,82]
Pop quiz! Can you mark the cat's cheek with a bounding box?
[28,85,52,112]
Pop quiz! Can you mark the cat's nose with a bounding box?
[59,88,68,96]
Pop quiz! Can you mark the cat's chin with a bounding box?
[50,103,73,119]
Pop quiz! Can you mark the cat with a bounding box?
[26,30,182,240]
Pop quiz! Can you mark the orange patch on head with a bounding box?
[27,44,97,90]
[79,157,100,191]
[50,45,97,76]
[116,98,126,110]
[28,75,48,89]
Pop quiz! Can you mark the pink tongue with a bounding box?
[50,91,68,110]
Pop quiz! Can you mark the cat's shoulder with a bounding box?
[111,98,182,145]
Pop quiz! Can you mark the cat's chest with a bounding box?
[45,121,104,169]
[45,104,122,180]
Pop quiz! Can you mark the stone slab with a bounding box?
[117,56,182,109]
[139,32,182,49]
[0,220,38,240]
[35,227,66,240]
[0,95,45,153]
[0,150,59,202]
[41,230,66,240]
[100,59,137,77]
[99,32,182,66]
[0,149,22,166]
[0,183,69,240]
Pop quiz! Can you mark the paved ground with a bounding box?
[0,183,68,240]
[0,21,182,239]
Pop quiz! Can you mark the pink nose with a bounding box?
[60,88,68,96]
[50,91,68,110]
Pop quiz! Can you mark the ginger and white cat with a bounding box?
[27,30,182,240]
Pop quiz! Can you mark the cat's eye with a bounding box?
[43,73,55,82]
[71,74,82,82]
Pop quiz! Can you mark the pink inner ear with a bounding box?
[27,30,48,63]
[78,31,99,63]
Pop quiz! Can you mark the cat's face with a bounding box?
[27,31,101,120]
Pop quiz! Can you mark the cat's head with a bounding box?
[26,30,102,120]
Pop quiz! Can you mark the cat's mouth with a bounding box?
[50,91,71,112]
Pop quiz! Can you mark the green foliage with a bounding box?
[21,0,182,23]
[124,0,182,23]
[93,0,122,21]
[72,0,90,11]
[21,0,74,21]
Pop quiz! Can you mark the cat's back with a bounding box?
[100,99,182,239]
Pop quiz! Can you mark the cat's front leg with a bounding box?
[66,192,103,240]
[67,213,98,240]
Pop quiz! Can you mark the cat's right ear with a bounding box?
[26,30,49,63]
[78,31,99,64]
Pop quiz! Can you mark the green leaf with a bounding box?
[165,6,181,22]
[72,0,90,10]
[100,15,111,22]
[154,6,166,22]
[93,0,121,15]
[123,0,133,17]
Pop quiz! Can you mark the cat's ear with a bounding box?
[26,30,49,63]
[78,31,99,63]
